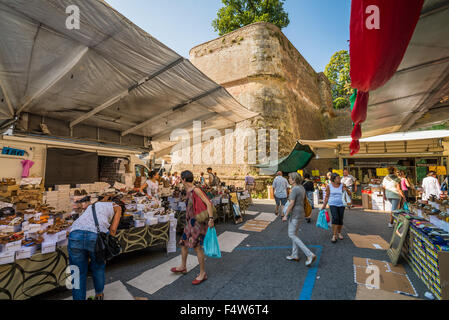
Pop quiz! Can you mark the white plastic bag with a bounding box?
[342,191,352,207]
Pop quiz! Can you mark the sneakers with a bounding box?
[305,255,317,267]
[388,223,394,228]
[286,256,299,262]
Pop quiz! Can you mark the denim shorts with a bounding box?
[275,196,288,206]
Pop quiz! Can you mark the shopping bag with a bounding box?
[316,210,329,230]
[203,227,221,258]
[324,210,331,223]
[283,200,290,216]
[342,191,352,207]
[402,202,410,212]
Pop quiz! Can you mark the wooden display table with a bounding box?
[0,222,170,300]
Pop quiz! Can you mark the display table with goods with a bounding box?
[0,178,175,300]
[392,199,449,300]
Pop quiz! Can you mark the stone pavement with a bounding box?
[36,199,428,300]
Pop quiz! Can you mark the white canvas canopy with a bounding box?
[0,0,258,155]
[299,130,449,157]
[362,0,449,137]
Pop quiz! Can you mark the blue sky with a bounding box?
[106,0,351,72]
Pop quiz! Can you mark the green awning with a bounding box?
[256,142,315,174]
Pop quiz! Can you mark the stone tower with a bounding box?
[173,22,336,178]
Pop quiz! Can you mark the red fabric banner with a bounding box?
[348,0,424,155]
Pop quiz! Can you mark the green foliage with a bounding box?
[324,50,353,109]
[421,122,449,131]
[212,0,290,36]
[334,97,350,109]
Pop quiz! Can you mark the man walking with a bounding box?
[207,167,217,187]
[341,169,357,209]
[422,171,441,201]
[272,171,289,217]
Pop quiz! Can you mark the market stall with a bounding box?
[392,199,449,300]
[0,176,178,300]
[300,130,449,209]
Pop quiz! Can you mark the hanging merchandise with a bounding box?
[349,0,424,155]
[21,160,34,178]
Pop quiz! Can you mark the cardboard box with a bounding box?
[41,242,56,254]
[2,240,22,253]
[57,239,68,247]
[15,246,37,260]
[134,219,145,228]
[0,251,15,265]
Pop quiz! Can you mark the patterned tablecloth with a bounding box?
[0,222,170,300]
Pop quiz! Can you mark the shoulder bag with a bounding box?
[192,188,217,223]
[92,203,122,263]
[304,194,312,218]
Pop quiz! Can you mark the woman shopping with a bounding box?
[282,172,317,267]
[321,173,351,243]
[68,196,124,300]
[143,170,160,200]
[171,170,215,285]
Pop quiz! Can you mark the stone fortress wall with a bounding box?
[173,22,351,180]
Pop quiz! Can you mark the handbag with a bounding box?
[304,197,312,218]
[91,203,122,263]
[191,188,217,223]
[203,227,221,258]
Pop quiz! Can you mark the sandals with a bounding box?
[170,267,187,275]
[192,274,207,285]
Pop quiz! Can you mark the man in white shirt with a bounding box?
[341,169,356,209]
[341,169,357,193]
[272,171,289,217]
[421,171,441,201]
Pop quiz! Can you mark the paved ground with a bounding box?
[35,199,428,300]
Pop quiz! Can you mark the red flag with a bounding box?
[348,0,424,155]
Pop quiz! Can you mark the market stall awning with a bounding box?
[356,0,449,138]
[0,0,258,153]
[299,130,449,157]
[256,142,315,174]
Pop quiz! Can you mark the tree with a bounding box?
[212,0,290,36]
[324,50,353,109]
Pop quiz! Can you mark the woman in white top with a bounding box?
[144,170,160,199]
[321,173,351,243]
[68,196,123,300]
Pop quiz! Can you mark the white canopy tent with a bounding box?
[299,130,449,158]
[361,0,449,137]
[0,0,258,156]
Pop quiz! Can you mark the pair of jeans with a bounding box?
[288,218,314,259]
[68,230,106,300]
[388,198,400,212]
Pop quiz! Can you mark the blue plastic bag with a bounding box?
[403,202,410,212]
[203,227,221,258]
[316,209,329,230]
